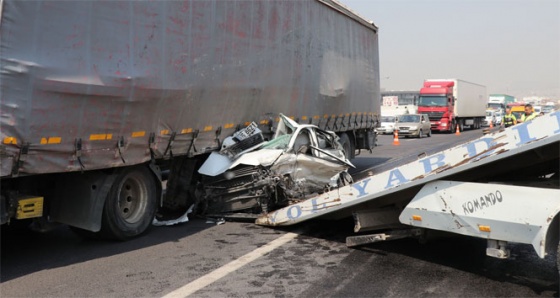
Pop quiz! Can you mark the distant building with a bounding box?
[380,91,420,116]
[522,96,547,105]
[380,91,420,106]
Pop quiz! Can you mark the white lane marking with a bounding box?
[163,232,299,298]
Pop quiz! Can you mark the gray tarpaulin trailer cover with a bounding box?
[0,0,380,178]
[0,0,380,238]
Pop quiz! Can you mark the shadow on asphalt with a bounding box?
[296,217,559,297]
[0,217,213,282]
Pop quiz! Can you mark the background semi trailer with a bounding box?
[0,0,380,239]
[487,94,515,112]
[417,79,487,132]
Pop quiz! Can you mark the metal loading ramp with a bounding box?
[256,111,560,227]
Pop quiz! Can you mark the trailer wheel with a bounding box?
[338,133,353,160]
[100,166,157,240]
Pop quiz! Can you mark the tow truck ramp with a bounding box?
[257,112,560,260]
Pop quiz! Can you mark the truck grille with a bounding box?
[425,112,444,121]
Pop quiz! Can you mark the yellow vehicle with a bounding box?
[507,103,525,121]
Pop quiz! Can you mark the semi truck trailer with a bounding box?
[0,0,380,239]
[417,79,487,132]
[487,94,515,112]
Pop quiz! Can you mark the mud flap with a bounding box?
[49,170,119,232]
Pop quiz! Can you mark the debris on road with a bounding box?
[152,205,194,227]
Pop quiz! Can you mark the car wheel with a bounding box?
[100,166,158,240]
[428,129,432,137]
[418,130,423,138]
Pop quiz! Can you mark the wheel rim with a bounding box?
[117,173,149,224]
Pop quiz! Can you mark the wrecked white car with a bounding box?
[197,114,354,215]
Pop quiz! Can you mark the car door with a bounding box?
[422,114,430,131]
[272,127,349,194]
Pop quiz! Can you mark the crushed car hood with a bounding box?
[198,149,284,177]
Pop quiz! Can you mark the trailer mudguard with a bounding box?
[49,170,120,232]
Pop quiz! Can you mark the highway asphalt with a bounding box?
[2,128,557,297]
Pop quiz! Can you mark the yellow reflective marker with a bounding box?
[90,134,112,141]
[41,137,61,144]
[131,131,146,138]
[203,126,213,132]
[181,128,193,134]
[260,119,269,125]
[16,196,44,219]
[313,115,320,120]
[160,129,170,136]
[479,225,491,232]
[323,114,329,119]
[244,122,251,126]
[3,137,17,145]
[224,123,234,129]
[412,215,422,221]
[301,116,308,121]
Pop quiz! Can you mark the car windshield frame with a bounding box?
[381,116,396,122]
[398,115,420,123]
[418,96,448,107]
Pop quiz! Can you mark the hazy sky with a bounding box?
[339,0,560,100]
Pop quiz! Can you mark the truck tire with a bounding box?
[450,121,456,134]
[338,133,353,160]
[100,166,157,240]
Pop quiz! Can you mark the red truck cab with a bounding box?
[417,81,456,132]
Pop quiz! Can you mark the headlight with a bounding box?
[409,126,417,130]
[441,123,447,127]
